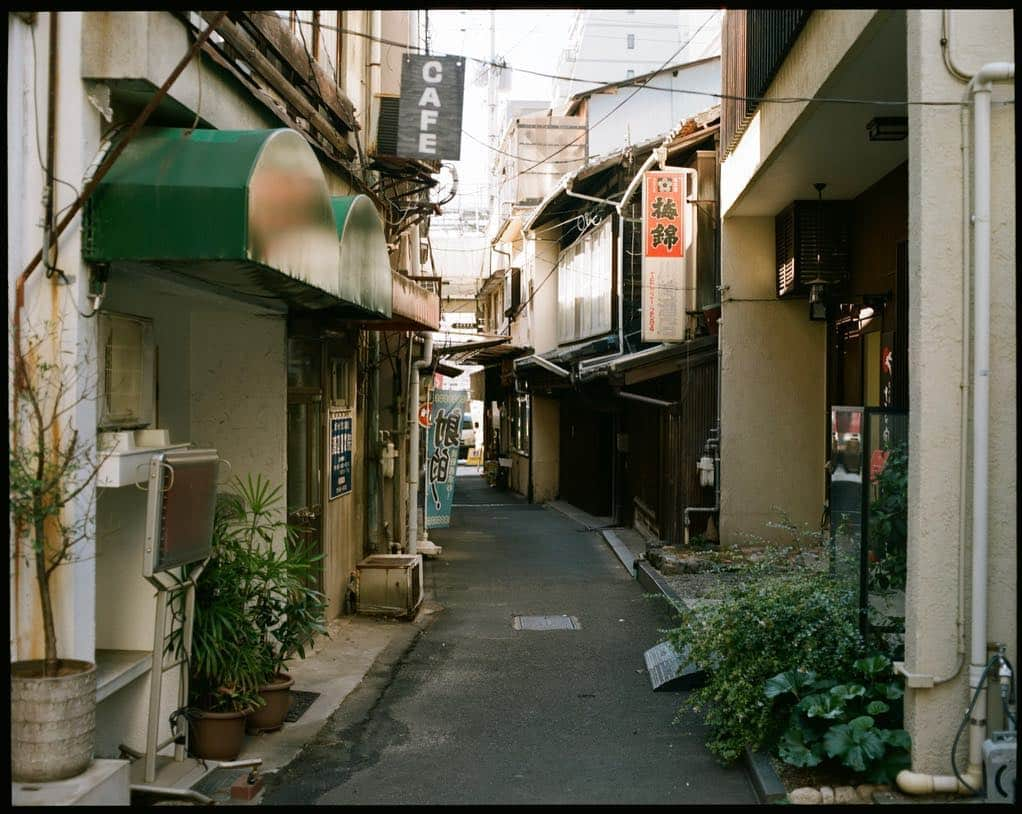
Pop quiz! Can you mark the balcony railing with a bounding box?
[721,9,811,160]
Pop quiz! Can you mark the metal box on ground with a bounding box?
[984,731,1017,803]
[355,554,423,618]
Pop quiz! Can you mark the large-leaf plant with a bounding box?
[765,653,911,783]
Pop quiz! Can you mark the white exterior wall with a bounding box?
[554,9,721,104]
[586,59,721,157]
[9,12,103,665]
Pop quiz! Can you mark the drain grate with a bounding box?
[284,690,321,723]
[190,766,248,798]
[512,614,580,631]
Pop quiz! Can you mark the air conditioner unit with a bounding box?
[504,267,522,317]
[97,311,155,431]
[775,200,851,298]
[355,554,423,618]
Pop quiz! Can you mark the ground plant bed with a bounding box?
[647,542,913,806]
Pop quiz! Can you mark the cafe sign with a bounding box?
[397,54,465,161]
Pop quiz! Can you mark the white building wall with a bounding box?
[586,59,721,157]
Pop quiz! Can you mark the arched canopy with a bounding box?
[85,127,344,309]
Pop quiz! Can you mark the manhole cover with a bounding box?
[512,614,580,631]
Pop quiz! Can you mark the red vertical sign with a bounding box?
[644,172,685,259]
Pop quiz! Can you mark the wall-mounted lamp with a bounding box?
[808,278,829,320]
[866,116,908,142]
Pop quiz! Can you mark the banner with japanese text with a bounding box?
[425,389,468,528]
[641,169,696,343]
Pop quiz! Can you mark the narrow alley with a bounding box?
[262,471,757,805]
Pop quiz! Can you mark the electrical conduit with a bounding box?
[896,60,1014,798]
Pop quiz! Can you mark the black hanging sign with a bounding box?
[397,54,465,161]
[329,408,353,500]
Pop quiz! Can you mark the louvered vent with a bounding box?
[376,96,400,156]
[775,200,851,298]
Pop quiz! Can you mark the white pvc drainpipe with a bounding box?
[406,332,433,556]
[897,60,1014,798]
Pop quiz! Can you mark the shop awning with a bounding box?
[84,127,343,309]
[579,336,718,385]
[367,272,441,331]
[330,195,392,318]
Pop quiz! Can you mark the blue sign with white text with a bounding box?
[425,389,467,528]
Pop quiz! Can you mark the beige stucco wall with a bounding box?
[531,396,561,503]
[92,270,287,759]
[902,9,1016,774]
[527,231,562,356]
[718,216,827,545]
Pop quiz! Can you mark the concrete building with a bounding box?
[717,8,1014,794]
[9,8,440,785]
[552,9,722,106]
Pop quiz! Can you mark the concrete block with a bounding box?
[230,773,264,801]
[12,759,130,806]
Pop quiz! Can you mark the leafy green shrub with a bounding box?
[669,566,863,764]
[765,654,910,783]
[868,442,908,592]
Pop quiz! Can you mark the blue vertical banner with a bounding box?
[425,389,467,528]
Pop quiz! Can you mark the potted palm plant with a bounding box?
[242,479,328,735]
[183,480,276,761]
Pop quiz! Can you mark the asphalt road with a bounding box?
[262,474,757,805]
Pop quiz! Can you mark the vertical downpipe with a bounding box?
[407,333,433,555]
[367,332,381,553]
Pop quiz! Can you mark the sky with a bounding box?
[425,9,580,230]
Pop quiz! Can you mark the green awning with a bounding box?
[84,127,343,309]
[330,195,393,318]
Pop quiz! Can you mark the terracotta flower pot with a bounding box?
[189,709,248,761]
[245,673,295,735]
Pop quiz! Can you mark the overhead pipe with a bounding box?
[513,354,571,381]
[896,60,1014,799]
[616,390,676,409]
[406,332,433,555]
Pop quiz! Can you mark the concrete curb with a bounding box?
[599,529,636,574]
[634,561,787,805]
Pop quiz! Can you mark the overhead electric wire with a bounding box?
[254,10,994,109]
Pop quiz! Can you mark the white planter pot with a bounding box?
[11,659,96,783]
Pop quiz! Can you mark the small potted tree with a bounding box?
[10,325,107,782]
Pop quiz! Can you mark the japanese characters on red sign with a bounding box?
[644,171,685,259]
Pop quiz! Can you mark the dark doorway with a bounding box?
[559,400,613,517]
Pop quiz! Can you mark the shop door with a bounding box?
[287,337,324,594]
[559,401,613,517]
